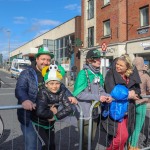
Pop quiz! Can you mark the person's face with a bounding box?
[91,58,101,68]
[45,80,61,93]
[116,60,127,75]
[36,54,51,71]
[145,65,148,70]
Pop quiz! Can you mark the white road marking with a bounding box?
[6,76,13,79]
[4,83,16,84]
[0,88,15,89]
[0,93,14,95]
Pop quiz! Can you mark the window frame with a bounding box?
[88,26,94,48]
[87,0,94,20]
[140,6,149,27]
[104,0,110,6]
[103,19,111,37]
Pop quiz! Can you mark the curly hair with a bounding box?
[117,54,133,77]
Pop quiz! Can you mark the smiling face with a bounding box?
[115,59,128,75]
[36,54,51,71]
[45,80,61,93]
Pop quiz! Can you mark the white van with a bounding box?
[10,58,31,79]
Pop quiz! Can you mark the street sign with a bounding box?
[101,42,107,51]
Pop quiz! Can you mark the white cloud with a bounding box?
[65,4,81,12]
[25,18,61,33]
[13,16,27,24]
[34,29,49,37]
[33,19,61,26]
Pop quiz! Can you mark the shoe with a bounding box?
[128,146,140,150]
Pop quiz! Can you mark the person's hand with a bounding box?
[128,90,139,100]
[48,117,55,122]
[99,96,108,102]
[22,100,36,111]
[68,97,78,104]
[105,96,112,103]
[50,105,57,115]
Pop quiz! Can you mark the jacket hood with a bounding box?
[133,57,145,71]
[83,64,90,70]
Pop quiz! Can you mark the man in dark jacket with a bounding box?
[15,46,76,150]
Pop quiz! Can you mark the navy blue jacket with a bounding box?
[15,66,73,126]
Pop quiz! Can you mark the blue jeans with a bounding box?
[21,121,42,150]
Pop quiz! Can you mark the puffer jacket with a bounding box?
[15,67,38,126]
[31,85,73,126]
[133,57,150,104]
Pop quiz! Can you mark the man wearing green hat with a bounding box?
[15,46,76,150]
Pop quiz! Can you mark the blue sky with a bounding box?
[0,0,81,59]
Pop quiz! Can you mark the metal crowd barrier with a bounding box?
[0,103,83,150]
[0,95,150,150]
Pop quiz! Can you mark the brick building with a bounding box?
[80,0,150,69]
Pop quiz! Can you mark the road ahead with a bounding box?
[0,70,24,150]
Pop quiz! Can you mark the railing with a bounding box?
[0,95,150,149]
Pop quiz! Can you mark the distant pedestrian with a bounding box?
[128,57,150,150]
[71,65,77,81]
[144,64,150,76]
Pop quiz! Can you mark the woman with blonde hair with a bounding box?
[101,54,141,150]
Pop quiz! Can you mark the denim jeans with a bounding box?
[21,121,42,150]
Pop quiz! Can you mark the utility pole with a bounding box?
[7,30,10,66]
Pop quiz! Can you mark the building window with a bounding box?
[43,39,54,54]
[88,27,94,47]
[88,0,94,20]
[55,34,75,64]
[104,0,110,6]
[103,20,111,36]
[140,6,149,27]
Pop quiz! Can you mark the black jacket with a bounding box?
[101,59,141,137]
[31,85,73,127]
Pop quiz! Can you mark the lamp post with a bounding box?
[7,31,10,66]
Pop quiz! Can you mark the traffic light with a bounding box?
[66,44,74,59]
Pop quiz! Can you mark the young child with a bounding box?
[31,64,74,150]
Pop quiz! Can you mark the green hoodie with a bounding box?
[73,69,104,97]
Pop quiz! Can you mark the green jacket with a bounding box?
[73,69,104,97]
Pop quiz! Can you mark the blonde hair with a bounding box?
[117,54,133,77]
